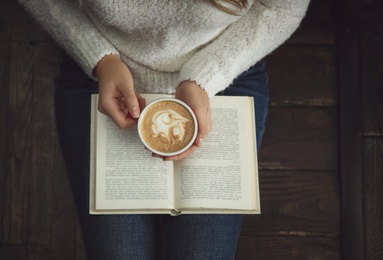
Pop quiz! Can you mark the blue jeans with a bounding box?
[54,54,268,260]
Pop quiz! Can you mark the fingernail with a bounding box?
[196,138,203,147]
[131,106,139,118]
[152,154,162,158]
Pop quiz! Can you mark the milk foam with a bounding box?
[151,109,190,144]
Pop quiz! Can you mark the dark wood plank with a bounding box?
[266,45,337,107]
[0,0,20,17]
[3,41,34,245]
[341,0,383,32]
[337,4,364,259]
[0,16,11,41]
[27,245,51,260]
[25,42,61,259]
[359,13,383,260]
[360,19,383,135]
[11,2,52,42]
[0,40,11,244]
[241,170,340,236]
[287,0,336,45]
[0,0,17,247]
[363,138,383,260]
[338,2,383,260]
[260,108,338,170]
[0,245,27,260]
[236,236,341,260]
[0,0,20,42]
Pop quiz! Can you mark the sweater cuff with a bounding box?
[178,56,233,99]
[78,47,120,80]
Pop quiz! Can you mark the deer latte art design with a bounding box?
[151,109,190,146]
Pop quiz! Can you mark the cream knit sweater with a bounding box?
[19,0,310,98]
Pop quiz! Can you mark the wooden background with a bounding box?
[0,0,382,259]
[337,1,383,260]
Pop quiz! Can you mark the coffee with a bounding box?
[138,99,197,155]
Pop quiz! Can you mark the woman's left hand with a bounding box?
[159,80,212,161]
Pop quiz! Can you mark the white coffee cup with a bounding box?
[137,98,198,156]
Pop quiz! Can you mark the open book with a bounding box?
[90,94,260,215]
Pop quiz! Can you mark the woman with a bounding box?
[18,0,310,259]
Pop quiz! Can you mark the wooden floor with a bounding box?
[0,0,381,259]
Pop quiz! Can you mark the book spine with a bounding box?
[170,209,182,216]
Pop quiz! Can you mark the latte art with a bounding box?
[151,109,190,146]
[138,99,197,154]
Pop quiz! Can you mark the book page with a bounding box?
[173,96,259,212]
[91,95,174,212]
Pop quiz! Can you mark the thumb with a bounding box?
[120,87,140,118]
[195,106,211,148]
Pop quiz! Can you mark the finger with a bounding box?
[163,145,198,161]
[198,105,212,135]
[194,106,211,148]
[152,153,163,159]
[120,87,140,119]
[98,96,137,128]
[122,93,146,110]
[118,99,129,116]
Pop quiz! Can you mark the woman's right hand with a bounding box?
[161,80,212,161]
[94,54,145,128]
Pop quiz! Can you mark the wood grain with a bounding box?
[11,4,52,42]
[360,13,383,260]
[337,1,383,260]
[236,235,341,260]
[242,170,340,236]
[360,20,383,135]
[260,108,338,170]
[25,42,61,259]
[266,45,337,107]
[287,0,336,45]
[0,0,19,41]
[0,16,11,42]
[0,40,10,244]
[0,245,27,260]
[337,19,365,260]
[3,41,34,245]
[363,139,383,260]
[0,0,12,236]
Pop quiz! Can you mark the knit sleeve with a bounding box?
[18,0,119,78]
[178,0,311,98]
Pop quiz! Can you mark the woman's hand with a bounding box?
[94,54,145,128]
[161,80,212,161]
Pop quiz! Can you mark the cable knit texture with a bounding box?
[18,0,310,98]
